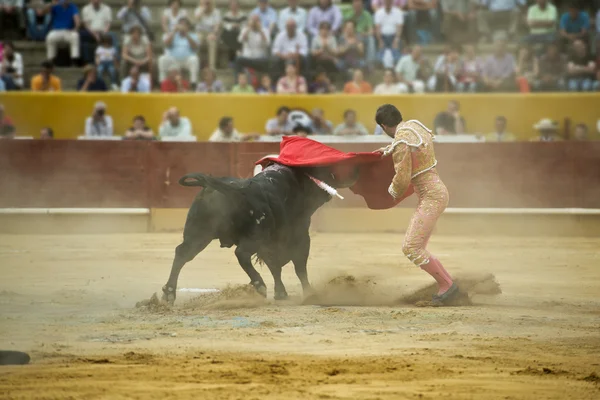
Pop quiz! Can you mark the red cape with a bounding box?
[256,136,414,209]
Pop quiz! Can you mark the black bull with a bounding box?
[162,163,359,304]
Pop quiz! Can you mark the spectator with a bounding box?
[162,0,187,33]
[194,0,221,70]
[276,62,307,93]
[40,127,54,139]
[27,0,52,41]
[523,0,558,45]
[159,107,193,139]
[85,101,113,137]
[159,18,200,85]
[343,69,372,93]
[457,43,482,92]
[309,69,336,93]
[406,0,440,45]
[80,0,115,65]
[0,105,16,139]
[371,0,406,12]
[343,0,376,64]
[256,74,274,94]
[333,109,369,136]
[374,68,400,94]
[222,0,246,62]
[0,75,5,91]
[337,20,366,73]
[395,45,426,93]
[433,100,466,135]
[534,42,566,91]
[485,116,516,142]
[310,108,333,134]
[477,0,524,43]
[572,123,588,141]
[231,72,256,93]
[125,115,155,140]
[278,0,307,33]
[30,60,61,91]
[531,118,561,141]
[482,35,516,92]
[272,18,309,76]
[45,0,81,64]
[121,25,153,78]
[250,0,277,37]
[559,2,590,49]
[292,124,311,137]
[1,41,24,89]
[566,39,598,91]
[196,67,224,92]
[265,106,294,135]
[117,0,153,38]
[95,34,118,89]
[427,44,461,92]
[440,0,477,45]
[374,0,404,67]
[311,21,338,73]
[121,65,151,92]
[0,0,23,40]
[235,13,271,77]
[209,116,258,142]
[515,45,538,92]
[77,64,107,91]
[161,66,190,92]
[307,0,342,39]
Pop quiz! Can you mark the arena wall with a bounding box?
[2,93,600,140]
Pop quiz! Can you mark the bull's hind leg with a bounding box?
[235,247,267,297]
[292,233,313,297]
[162,238,211,304]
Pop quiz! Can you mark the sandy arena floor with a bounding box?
[0,233,599,399]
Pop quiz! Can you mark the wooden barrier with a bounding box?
[1,140,599,209]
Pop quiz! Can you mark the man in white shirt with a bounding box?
[209,116,258,142]
[374,0,404,66]
[234,14,271,77]
[159,107,193,139]
[394,45,426,93]
[277,0,307,33]
[120,65,151,93]
[80,0,116,64]
[271,18,309,76]
[158,18,200,84]
[84,101,114,138]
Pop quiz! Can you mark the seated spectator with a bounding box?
[515,45,538,93]
[0,0,23,40]
[125,115,155,140]
[433,100,466,135]
[457,44,482,92]
[161,66,190,92]
[222,0,247,62]
[272,18,309,76]
[278,0,307,34]
[95,34,119,89]
[343,69,372,93]
[0,104,16,139]
[333,109,369,136]
[427,44,461,92]
[234,13,271,77]
[566,39,598,92]
[30,60,62,91]
[276,62,307,93]
[482,35,517,92]
[159,107,193,139]
[310,108,333,134]
[374,0,404,67]
[121,25,153,78]
[307,0,343,39]
[523,0,558,45]
[265,106,294,135]
[231,72,256,93]
[559,2,590,50]
[194,0,221,70]
[344,0,376,63]
[121,65,151,92]
[77,64,107,92]
[309,69,336,93]
[84,101,113,137]
[80,0,116,65]
[250,0,277,36]
[256,74,274,94]
[196,67,224,92]
[1,41,24,90]
[572,123,588,141]
[162,0,187,33]
[371,0,406,13]
[311,21,338,73]
[406,0,439,45]
[158,18,200,86]
[209,116,259,142]
[27,0,52,41]
[117,0,153,39]
[440,0,477,45]
[534,42,566,92]
[485,116,516,142]
[0,79,5,92]
[374,69,400,94]
[395,45,426,93]
[337,20,366,74]
[45,0,81,65]
[292,125,311,137]
[40,127,54,139]
[477,0,524,43]
[530,118,561,141]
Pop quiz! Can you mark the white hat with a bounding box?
[533,118,557,130]
[94,101,107,110]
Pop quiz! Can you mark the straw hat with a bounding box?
[533,118,557,130]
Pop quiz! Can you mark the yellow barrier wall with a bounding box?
[1,92,599,140]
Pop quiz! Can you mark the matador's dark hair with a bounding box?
[375,104,403,127]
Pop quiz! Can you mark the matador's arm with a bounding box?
[388,143,412,199]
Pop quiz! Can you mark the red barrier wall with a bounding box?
[1,141,599,209]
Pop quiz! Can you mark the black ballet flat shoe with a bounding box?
[431,283,459,307]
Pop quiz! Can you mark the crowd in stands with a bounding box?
[0,0,599,93]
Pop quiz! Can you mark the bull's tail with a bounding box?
[179,173,245,199]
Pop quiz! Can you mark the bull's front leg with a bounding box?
[291,233,314,298]
[235,247,267,297]
[162,239,211,304]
